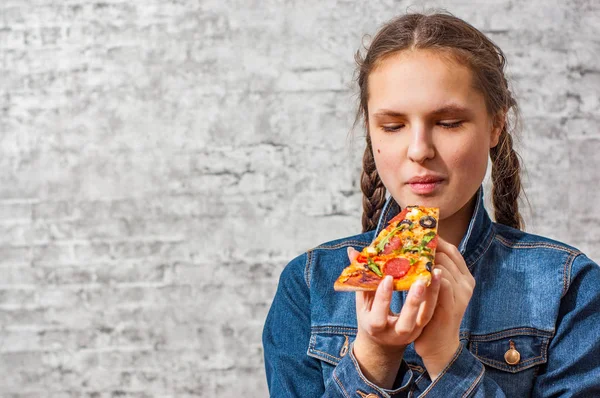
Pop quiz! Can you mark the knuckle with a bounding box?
[363,324,376,336]
[466,277,476,290]
[395,324,412,335]
[408,295,422,306]
[450,246,460,257]
[369,320,385,333]
[378,296,391,307]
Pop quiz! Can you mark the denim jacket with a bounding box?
[263,189,600,397]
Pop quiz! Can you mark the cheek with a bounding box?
[450,143,490,177]
[372,146,401,187]
[373,146,399,168]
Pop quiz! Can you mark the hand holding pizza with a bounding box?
[349,246,443,389]
[413,237,476,380]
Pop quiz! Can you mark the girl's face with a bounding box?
[367,49,502,220]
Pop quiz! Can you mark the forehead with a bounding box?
[367,49,484,113]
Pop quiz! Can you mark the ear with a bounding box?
[490,111,505,148]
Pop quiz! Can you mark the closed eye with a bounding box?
[382,124,405,132]
[382,121,463,132]
[438,121,463,129]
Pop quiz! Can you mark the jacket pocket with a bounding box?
[468,327,553,373]
[306,326,358,366]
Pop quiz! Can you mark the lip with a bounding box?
[406,175,444,184]
[406,175,445,195]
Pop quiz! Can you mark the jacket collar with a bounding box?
[374,187,494,268]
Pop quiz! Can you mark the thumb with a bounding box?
[347,246,360,262]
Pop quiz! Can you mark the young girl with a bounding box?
[263,12,600,397]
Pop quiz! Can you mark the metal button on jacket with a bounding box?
[504,340,521,365]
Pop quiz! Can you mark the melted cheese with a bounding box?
[365,246,378,255]
[370,206,439,270]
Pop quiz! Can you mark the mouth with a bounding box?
[406,176,445,195]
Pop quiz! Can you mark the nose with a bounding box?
[407,124,435,163]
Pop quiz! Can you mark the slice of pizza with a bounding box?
[334,206,439,291]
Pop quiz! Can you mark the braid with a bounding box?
[490,127,524,230]
[361,135,387,232]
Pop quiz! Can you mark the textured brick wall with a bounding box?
[0,0,598,396]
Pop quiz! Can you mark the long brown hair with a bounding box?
[355,12,524,232]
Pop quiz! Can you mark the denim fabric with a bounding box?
[263,189,600,397]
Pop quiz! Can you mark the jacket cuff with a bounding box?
[331,343,413,397]
[416,342,485,397]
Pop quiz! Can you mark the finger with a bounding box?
[435,261,473,307]
[369,276,394,330]
[347,246,360,262]
[432,263,459,303]
[395,279,426,334]
[435,252,475,292]
[416,268,442,326]
[433,257,459,286]
[434,251,462,280]
[436,277,456,311]
[436,237,471,276]
[356,290,376,312]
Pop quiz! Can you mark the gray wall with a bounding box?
[0,0,598,397]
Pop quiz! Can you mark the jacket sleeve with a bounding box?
[531,253,600,396]
[262,252,414,397]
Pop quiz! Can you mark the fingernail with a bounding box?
[433,269,442,280]
[347,247,352,257]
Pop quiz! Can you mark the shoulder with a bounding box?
[492,223,581,255]
[279,231,375,290]
[311,231,375,252]
[490,222,598,295]
[307,231,375,286]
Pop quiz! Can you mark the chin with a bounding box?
[397,194,440,209]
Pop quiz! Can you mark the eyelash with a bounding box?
[382,121,464,132]
[439,121,463,129]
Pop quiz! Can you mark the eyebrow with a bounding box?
[373,104,474,119]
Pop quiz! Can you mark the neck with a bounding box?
[438,195,477,248]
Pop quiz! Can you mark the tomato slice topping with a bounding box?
[383,236,402,254]
[389,208,410,225]
[426,235,438,249]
